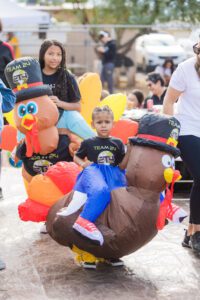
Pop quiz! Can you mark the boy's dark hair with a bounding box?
[146,72,165,87]
[39,39,69,102]
[92,105,114,121]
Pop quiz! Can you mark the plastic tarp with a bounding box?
[0,0,50,30]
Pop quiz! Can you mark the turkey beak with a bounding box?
[164,168,182,184]
[21,114,37,130]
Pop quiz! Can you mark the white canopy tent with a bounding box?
[0,0,51,31]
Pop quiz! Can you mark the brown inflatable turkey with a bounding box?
[47,114,181,259]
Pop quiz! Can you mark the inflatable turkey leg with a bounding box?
[47,114,181,259]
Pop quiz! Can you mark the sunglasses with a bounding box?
[193,43,200,55]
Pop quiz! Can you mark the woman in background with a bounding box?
[155,58,175,86]
[163,42,200,254]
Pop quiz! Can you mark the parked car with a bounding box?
[177,38,194,59]
[135,33,187,72]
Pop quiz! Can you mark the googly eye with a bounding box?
[162,155,172,168]
[171,157,175,169]
[17,104,27,118]
[26,102,38,115]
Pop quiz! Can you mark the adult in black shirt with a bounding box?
[96,31,116,94]
[144,72,166,108]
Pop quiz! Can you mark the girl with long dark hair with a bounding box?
[39,39,95,139]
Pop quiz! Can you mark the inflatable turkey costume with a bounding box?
[47,114,181,259]
[5,57,80,222]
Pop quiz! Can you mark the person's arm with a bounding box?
[0,80,16,113]
[73,139,93,168]
[119,143,131,170]
[50,71,81,112]
[49,96,81,112]
[162,86,182,116]
[74,154,92,169]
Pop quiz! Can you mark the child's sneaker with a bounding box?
[182,229,191,248]
[40,223,48,234]
[106,258,124,267]
[81,261,97,269]
[73,216,104,246]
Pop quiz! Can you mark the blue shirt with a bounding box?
[0,79,16,134]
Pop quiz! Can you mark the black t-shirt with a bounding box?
[0,41,14,86]
[76,136,125,166]
[16,135,73,176]
[144,89,166,108]
[102,40,116,65]
[42,69,81,116]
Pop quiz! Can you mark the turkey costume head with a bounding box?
[5,57,59,157]
[47,114,181,259]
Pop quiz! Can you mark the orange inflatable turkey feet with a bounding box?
[46,114,181,259]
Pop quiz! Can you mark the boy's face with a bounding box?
[92,112,113,138]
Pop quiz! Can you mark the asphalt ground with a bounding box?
[0,153,200,300]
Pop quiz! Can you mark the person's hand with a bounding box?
[96,46,104,53]
[49,95,62,108]
[82,160,93,168]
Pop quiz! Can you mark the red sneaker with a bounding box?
[73,216,104,246]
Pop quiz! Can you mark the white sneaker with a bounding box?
[106,258,124,267]
[40,223,48,234]
[81,262,97,269]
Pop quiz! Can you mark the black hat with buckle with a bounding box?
[129,113,181,158]
[4,57,52,103]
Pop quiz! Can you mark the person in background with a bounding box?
[0,79,16,270]
[143,72,166,109]
[155,58,175,86]
[6,32,21,59]
[39,39,95,140]
[96,31,116,94]
[163,41,200,254]
[126,89,144,110]
[0,20,15,86]
[100,89,110,101]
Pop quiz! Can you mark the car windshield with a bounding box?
[146,37,176,46]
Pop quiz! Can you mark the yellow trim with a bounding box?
[72,245,105,263]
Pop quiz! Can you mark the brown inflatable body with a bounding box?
[47,146,171,259]
[47,114,181,258]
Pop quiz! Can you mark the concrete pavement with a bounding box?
[0,159,200,300]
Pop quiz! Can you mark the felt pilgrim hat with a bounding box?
[4,57,52,103]
[130,113,181,157]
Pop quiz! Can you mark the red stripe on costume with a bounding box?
[137,134,167,144]
[13,82,43,92]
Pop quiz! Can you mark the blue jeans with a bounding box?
[101,63,115,94]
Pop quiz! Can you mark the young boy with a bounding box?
[58,105,130,248]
